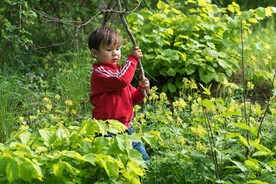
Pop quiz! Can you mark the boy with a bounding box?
[88,26,150,161]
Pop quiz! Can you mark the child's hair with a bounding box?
[88,26,122,51]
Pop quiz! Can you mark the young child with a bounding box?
[88,26,150,161]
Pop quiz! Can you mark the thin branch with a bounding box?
[257,71,276,138]
[33,2,141,29]
[240,20,249,137]
[118,0,147,97]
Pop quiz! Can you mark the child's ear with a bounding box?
[90,49,98,58]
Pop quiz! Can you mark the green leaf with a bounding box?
[240,11,253,20]
[255,103,264,116]
[228,19,238,28]
[56,127,69,140]
[6,160,18,183]
[253,151,274,157]
[96,154,124,177]
[107,119,127,134]
[230,122,257,136]
[39,129,57,146]
[163,49,179,61]
[229,159,247,172]
[239,135,249,148]
[53,161,65,177]
[250,139,274,155]
[256,7,266,19]
[266,160,276,167]
[245,159,260,171]
[19,132,30,145]
[218,59,228,69]
[218,110,241,118]
[207,49,218,58]
[167,68,176,76]
[60,150,84,161]
[199,67,216,84]
[142,130,163,148]
[83,153,96,165]
[247,180,269,184]
[184,64,196,75]
[80,119,108,136]
[199,83,211,96]
[168,83,176,93]
[18,158,43,182]
[226,132,241,139]
[202,99,215,110]
[53,161,80,177]
[127,160,144,176]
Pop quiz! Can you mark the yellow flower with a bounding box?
[177,117,183,124]
[29,115,36,121]
[222,79,229,87]
[247,82,254,90]
[65,99,73,106]
[173,98,186,108]
[43,97,50,103]
[19,116,24,122]
[195,141,203,151]
[190,79,197,89]
[191,125,207,137]
[55,94,61,101]
[45,104,53,111]
[20,125,29,131]
[134,105,141,112]
[160,93,168,101]
[71,109,77,115]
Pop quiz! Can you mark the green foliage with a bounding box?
[0,119,149,183]
[0,75,28,142]
[0,0,36,65]
[134,81,276,183]
[126,0,276,96]
[1,0,276,183]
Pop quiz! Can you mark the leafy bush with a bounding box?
[126,1,276,96]
[134,82,276,183]
[0,119,150,183]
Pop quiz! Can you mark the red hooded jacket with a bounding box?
[90,55,146,128]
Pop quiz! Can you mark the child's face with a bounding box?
[92,43,121,64]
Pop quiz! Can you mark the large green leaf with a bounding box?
[19,132,30,145]
[202,99,215,110]
[18,157,43,182]
[53,161,80,177]
[229,122,257,136]
[39,129,57,147]
[6,160,18,183]
[229,159,247,172]
[167,68,176,76]
[168,83,176,93]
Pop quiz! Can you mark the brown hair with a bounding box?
[88,26,122,50]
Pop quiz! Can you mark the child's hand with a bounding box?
[131,46,143,60]
[139,77,150,91]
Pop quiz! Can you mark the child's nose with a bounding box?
[112,50,117,55]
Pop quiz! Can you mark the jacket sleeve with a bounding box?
[92,55,139,92]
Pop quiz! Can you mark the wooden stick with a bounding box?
[118,2,147,98]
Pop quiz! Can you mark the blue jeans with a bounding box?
[105,126,150,161]
[126,126,150,161]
